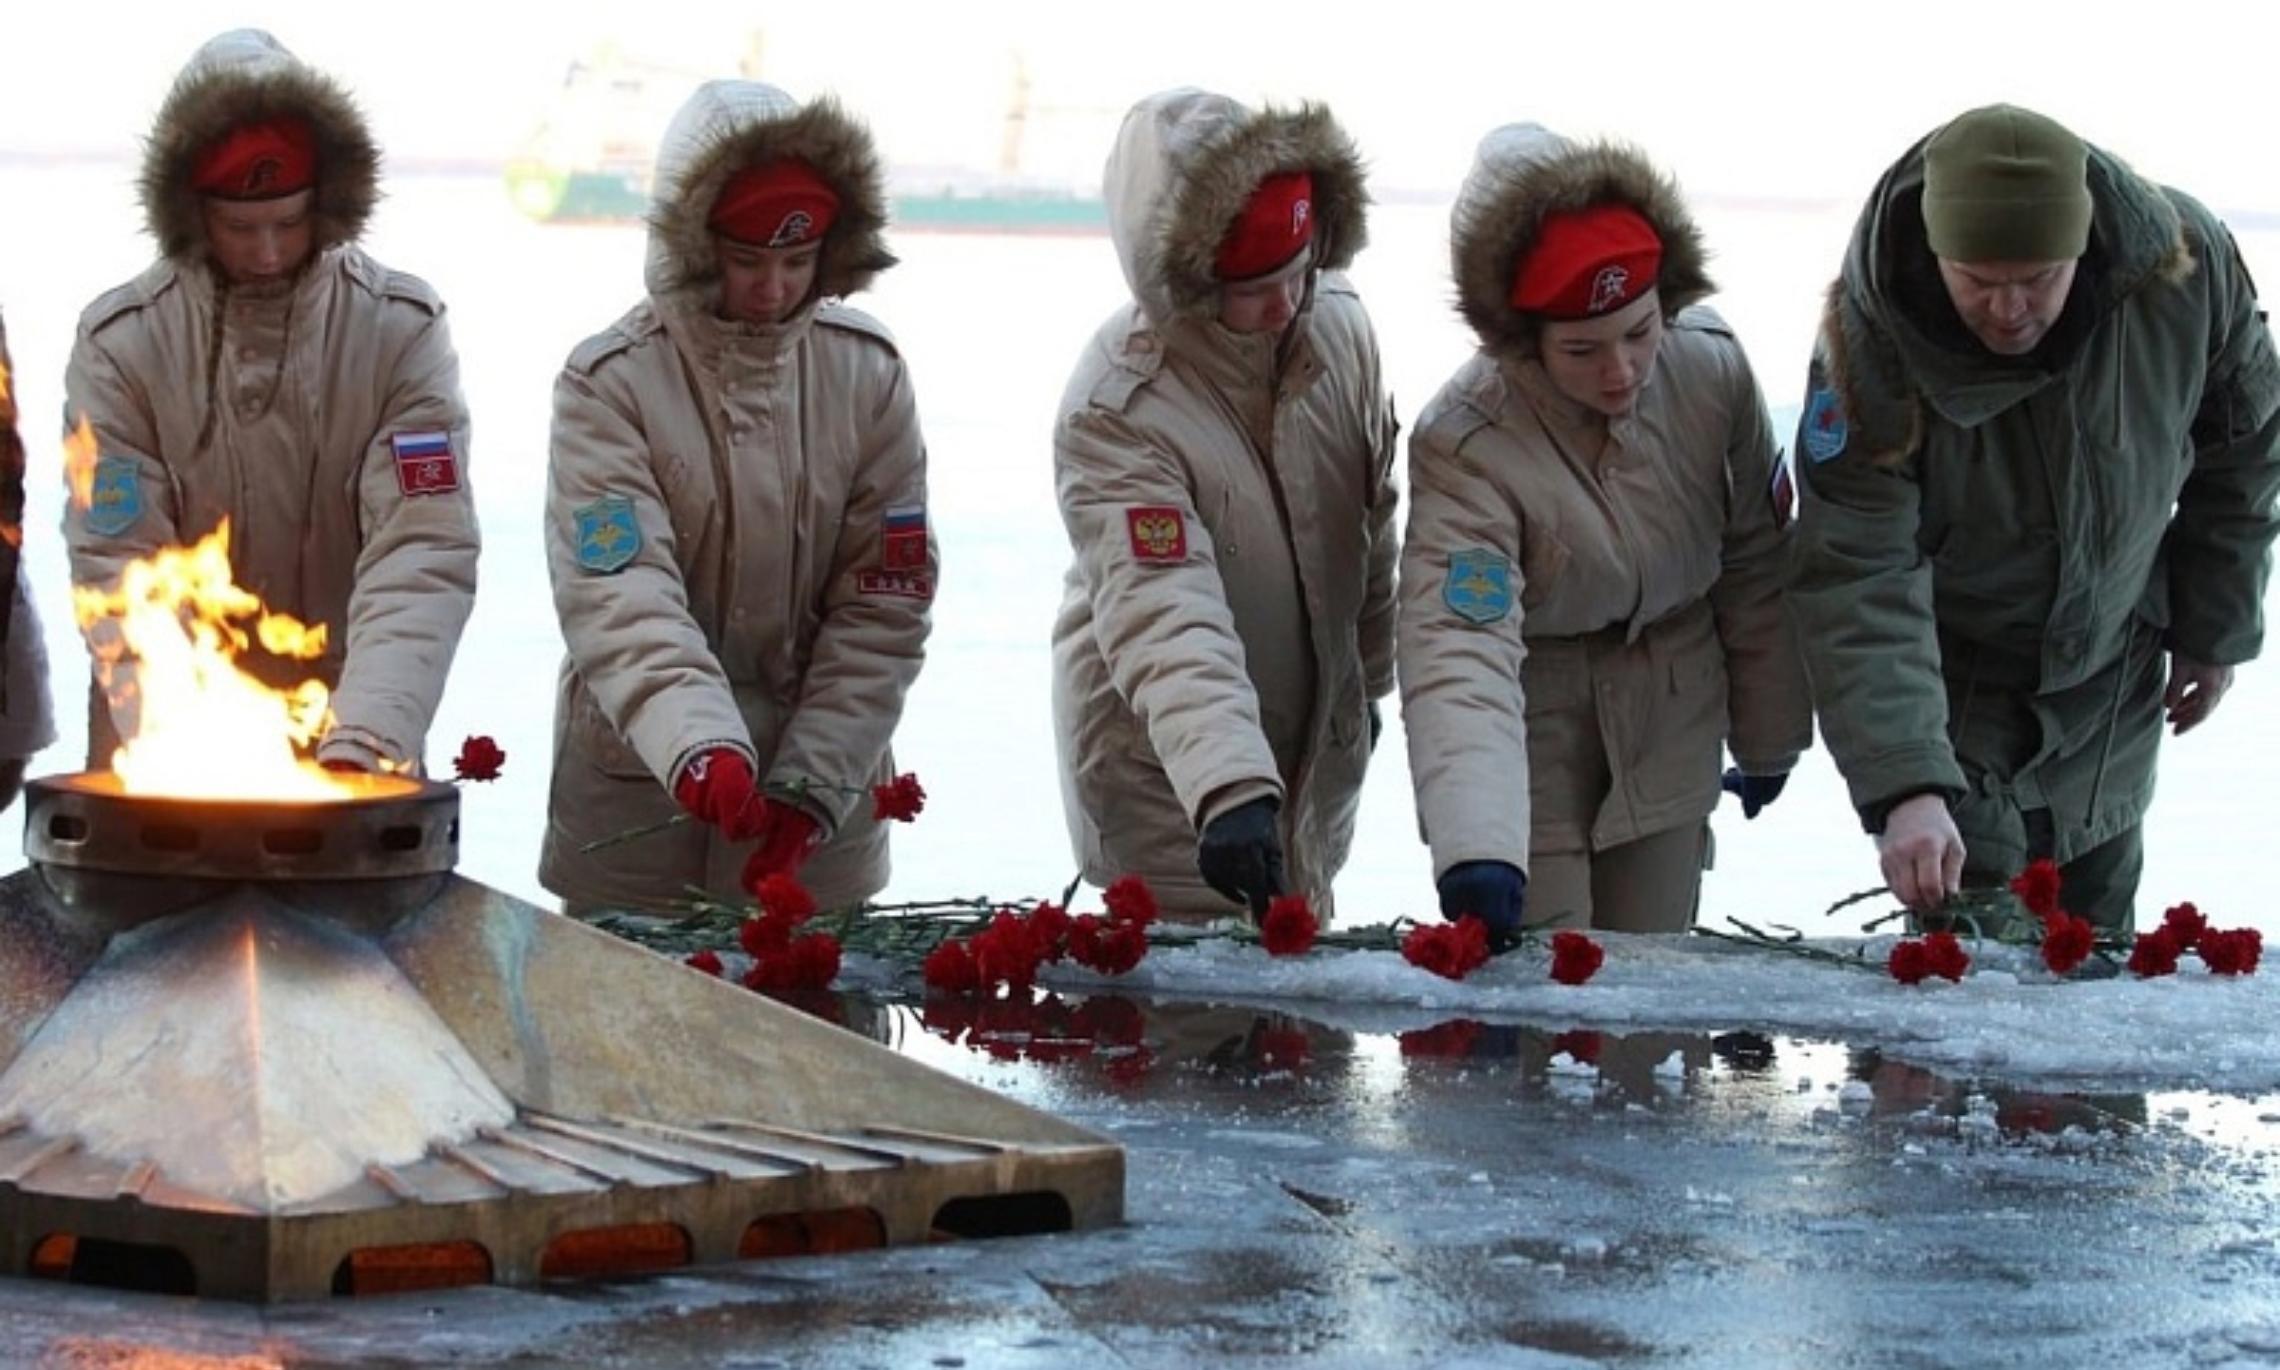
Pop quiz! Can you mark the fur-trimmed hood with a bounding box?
[140,30,379,266]
[1821,129,2196,465]
[645,81,894,306]
[1449,124,1712,362]
[1103,88,1369,326]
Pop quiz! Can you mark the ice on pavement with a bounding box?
[845,929,2280,1091]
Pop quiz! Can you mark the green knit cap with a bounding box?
[1921,104,2092,262]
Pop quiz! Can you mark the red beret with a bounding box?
[190,117,318,200]
[1508,204,1663,318]
[1215,170,1315,281]
[709,159,841,247]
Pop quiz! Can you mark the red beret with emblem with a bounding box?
[1508,203,1663,319]
[190,116,318,200]
[1215,170,1315,281]
[709,159,841,248]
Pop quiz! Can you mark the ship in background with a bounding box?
[503,39,1108,235]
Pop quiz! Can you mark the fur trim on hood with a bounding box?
[1449,123,1711,362]
[140,30,379,266]
[1821,133,2195,466]
[1104,89,1369,326]
[645,81,894,303]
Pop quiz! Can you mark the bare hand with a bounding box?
[1877,793,1964,911]
[2164,653,2234,736]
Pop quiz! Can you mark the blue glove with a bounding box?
[1721,767,1788,820]
[1435,860,1527,953]
[1197,797,1287,917]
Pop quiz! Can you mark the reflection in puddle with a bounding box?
[749,985,2280,1166]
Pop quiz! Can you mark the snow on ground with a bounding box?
[846,929,2279,1093]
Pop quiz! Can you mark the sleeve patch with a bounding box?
[1443,548,1513,624]
[856,569,934,600]
[84,457,144,536]
[391,430,461,495]
[1802,384,1850,463]
[881,503,929,571]
[1125,506,1189,564]
[572,495,641,573]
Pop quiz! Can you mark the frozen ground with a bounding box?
[3,967,2279,1368]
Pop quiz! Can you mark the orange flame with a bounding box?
[70,519,359,800]
[64,412,98,512]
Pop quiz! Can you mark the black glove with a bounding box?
[1367,700,1383,753]
[0,758,24,813]
[1196,796,1287,917]
[1436,860,1527,953]
[1721,767,1789,820]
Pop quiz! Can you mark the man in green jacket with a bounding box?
[1792,104,2280,930]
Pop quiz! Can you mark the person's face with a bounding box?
[1936,257,2078,356]
[201,189,315,287]
[1216,248,1312,336]
[1537,290,1664,417]
[717,238,822,325]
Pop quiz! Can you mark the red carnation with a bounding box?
[1551,1029,1603,1065]
[972,914,1045,992]
[1103,875,1159,928]
[1026,902,1073,961]
[2199,927,2263,977]
[685,949,724,977]
[1549,930,1604,986]
[740,909,796,957]
[1254,1026,1311,1071]
[1259,894,1319,957]
[1888,939,1932,985]
[1921,931,1971,982]
[2039,911,2096,977]
[1399,1019,1483,1058]
[2127,927,2182,978]
[871,772,926,822]
[1070,914,1148,976]
[784,933,842,990]
[2009,859,2063,919]
[2161,901,2207,950]
[453,734,506,782]
[922,939,979,994]
[755,874,818,923]
[1402,918,1491,982]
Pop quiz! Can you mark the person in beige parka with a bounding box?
[539,81,934,916]
[63,30,478,774]
[1051,88,1399,921]
[1399,125,1812,944]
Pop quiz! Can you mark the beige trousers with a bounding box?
[1525,822,1711,934]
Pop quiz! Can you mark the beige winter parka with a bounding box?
[1399,125,1811,877]
[1050,89,1399,915]
[538,82,932,914]
[61,30,477,771]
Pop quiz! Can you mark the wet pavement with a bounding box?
[8,989,2280,1368]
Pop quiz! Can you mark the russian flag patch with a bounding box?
[391,430,460,496]
[881,503,928,572]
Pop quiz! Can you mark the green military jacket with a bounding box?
[1792,136,2280,871]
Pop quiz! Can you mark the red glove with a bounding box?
[740,800,824,889]
[673,748,766,841]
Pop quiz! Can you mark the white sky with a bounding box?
[6,0,2278,211]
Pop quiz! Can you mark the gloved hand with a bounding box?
[741,799,824,891]
[0,757,26,812]
[1721,767,1789,820]
[674,748,767,841]
[1436,860,1527,953]
[1196,796,1287,917]
[1367,700,1383,753]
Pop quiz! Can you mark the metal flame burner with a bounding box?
[26,772,455,881]
[0,772,1123,1301]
